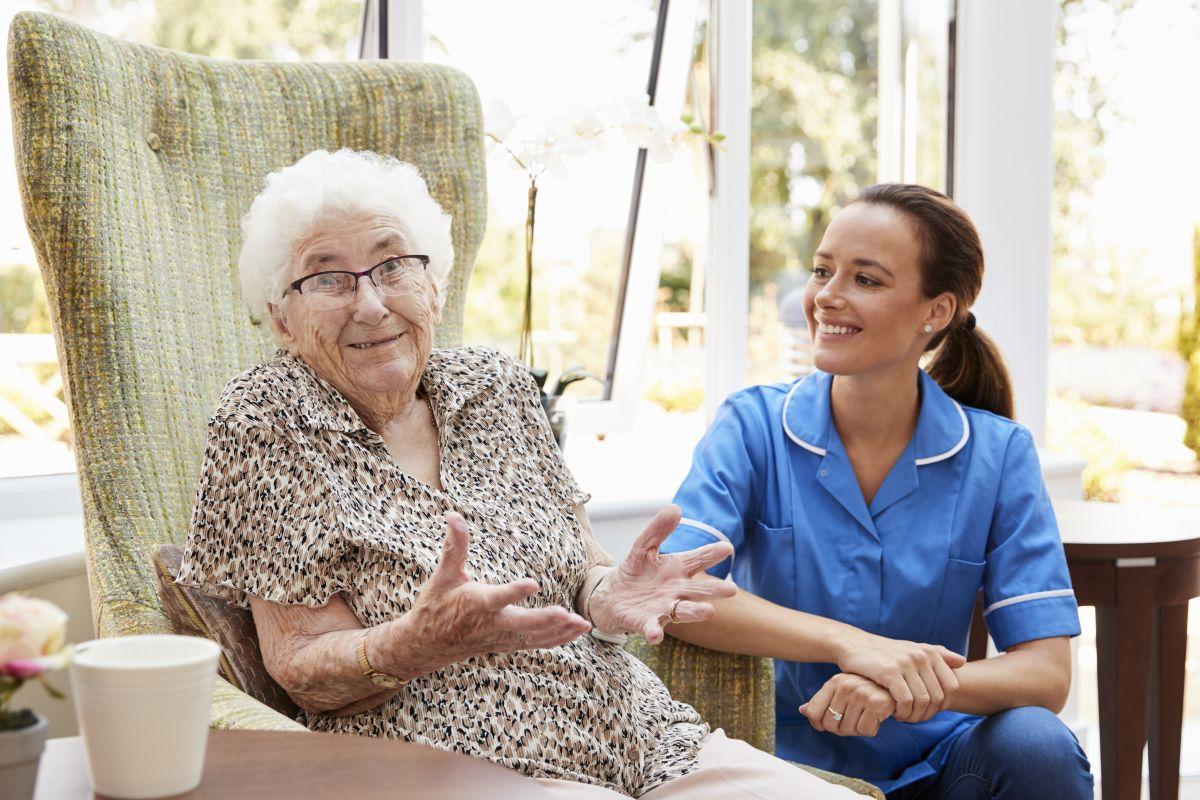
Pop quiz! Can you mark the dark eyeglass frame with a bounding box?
[281,254,431,299]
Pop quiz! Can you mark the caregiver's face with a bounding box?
[268,213,439,401]
[802,202,942,377]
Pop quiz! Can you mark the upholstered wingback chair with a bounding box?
[8,12,880,797]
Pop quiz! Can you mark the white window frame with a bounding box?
[380,0,700,434]
[703,0,751,423]
[951,0,1054,443]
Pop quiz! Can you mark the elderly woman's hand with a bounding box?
[587,505,737,643]
[396,512,593,673]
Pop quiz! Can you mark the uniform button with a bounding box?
[818,469,829,478]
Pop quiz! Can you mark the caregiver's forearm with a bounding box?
[663,585,854,664]
[947,636,1071,716]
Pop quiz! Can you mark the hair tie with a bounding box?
[962,312,976,332]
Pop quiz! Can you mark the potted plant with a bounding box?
[483,96,720,445]
[0,593,73,800]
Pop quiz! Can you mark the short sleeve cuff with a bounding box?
[984,592,1081,652]
[660,520,733,579]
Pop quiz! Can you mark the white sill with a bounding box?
[0,440,1085,591]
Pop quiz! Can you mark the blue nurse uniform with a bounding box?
[660,369,1081,794]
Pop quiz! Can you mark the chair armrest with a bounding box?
[624,634,775,753]
[209,675,308,732]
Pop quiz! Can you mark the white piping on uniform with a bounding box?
[680,518,733,547]
[782,380,827,455]
[983,588,1075,616]
[914,400,970,466]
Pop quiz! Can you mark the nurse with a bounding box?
[656,184,1093,798]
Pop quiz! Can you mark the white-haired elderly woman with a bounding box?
[177,149,857,799]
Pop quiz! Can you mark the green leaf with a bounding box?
[38,675,65,700]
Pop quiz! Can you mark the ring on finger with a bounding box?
[667,599,682,624]
[827,708,844,722]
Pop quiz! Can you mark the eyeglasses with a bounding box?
[282,255,430,310]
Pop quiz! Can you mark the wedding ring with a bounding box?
[667,599,682,623]
[828,708,844,722]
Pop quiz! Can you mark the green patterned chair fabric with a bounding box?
[9,11,881,797]
[8,10,485,732]
[627,637,885,799]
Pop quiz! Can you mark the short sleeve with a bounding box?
[659,393,764,579]
[509,358,591,509]
[981,428,1082,651]
[175,418,348,610]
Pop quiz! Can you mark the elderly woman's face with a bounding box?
[269,213,440,402]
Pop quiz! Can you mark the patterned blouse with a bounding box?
[176,346,706,796]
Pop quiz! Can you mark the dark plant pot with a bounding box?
[0,710,48,800]
[540,393,568,449]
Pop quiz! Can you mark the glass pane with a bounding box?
[900,0,953,191]
[0,1,364,479]
[1048,0,1200,765]
[747,1,881,386]
[426,1,658,401]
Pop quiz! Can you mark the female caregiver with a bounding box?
[655,184,1092,798]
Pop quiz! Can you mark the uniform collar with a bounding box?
[276,347,503,433]
[781,369,970,466]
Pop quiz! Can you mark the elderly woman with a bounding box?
[177,149,857,799]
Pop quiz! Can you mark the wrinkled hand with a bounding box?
[588,505,737,644]
[836,630,963,723]
[399,512,592,673]
[800,673,896,737]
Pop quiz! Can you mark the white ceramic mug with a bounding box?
[69,634,220,799]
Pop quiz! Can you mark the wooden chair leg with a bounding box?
[1149,603,1188,800]
[967,593,988,662]
[1097,565,1156,800]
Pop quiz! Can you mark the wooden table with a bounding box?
[970,501,1200,800]
[34,729,552,799]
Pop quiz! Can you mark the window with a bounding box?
[1047,0,1200,760]
[421,0,707,436]
[747,1,881,386]
[0,1,364,479]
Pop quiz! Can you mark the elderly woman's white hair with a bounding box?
[238,149,455,327]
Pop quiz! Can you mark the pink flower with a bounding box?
[2,658,47,679]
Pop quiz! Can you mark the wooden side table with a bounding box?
[969,501,1200,800]
[34,729,552,799]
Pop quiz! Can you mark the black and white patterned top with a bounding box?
[176,346,706,796]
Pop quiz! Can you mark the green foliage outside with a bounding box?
[1046,392,1136,501]
[0,264,50,334]
[1050,0,1180,351]
[33,0,361,60]
[749,0,878,289]
[1179,225,1200,458]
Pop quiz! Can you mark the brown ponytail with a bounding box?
[856,183,1015,419]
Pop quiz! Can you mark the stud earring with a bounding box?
[923,324,933,333]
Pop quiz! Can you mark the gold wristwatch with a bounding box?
[356,634,407,689]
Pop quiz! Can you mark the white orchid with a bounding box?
[484,98,517,145]
[611,93,690,164]
[483,96,720,366]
